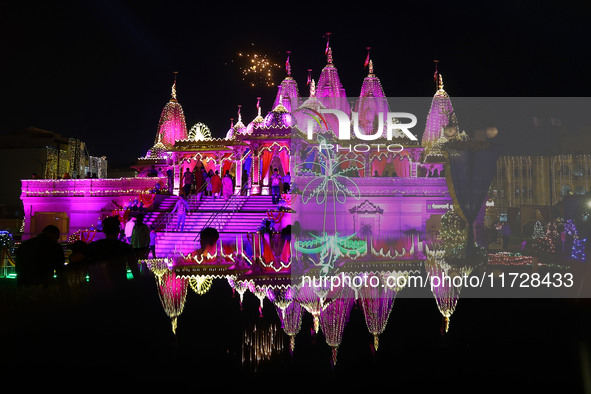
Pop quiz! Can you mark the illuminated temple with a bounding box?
[20,45,478,358]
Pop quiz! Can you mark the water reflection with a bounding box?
[143,231,580,368]
[242,323,285,371]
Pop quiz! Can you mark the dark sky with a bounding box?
[2,1,591,166]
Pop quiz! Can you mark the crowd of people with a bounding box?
[14,217,149,291]
[13,220,225,292]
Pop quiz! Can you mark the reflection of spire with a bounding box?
[275,289,302,355]
[425,247,474,334]
[320,286,354,367]
[157,270,188,335]
[359,272,404,350]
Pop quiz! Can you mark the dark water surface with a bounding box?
[2,276,590,392]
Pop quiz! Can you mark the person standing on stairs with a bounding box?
[173,195,190,231]
[211,170,222,200]
[183,168,194,197]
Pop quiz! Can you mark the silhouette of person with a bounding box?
[166,168,174,194]
[191,227,223,264]
[85,216,140,289]
[15,225,65,287]
[183,168,194,196]
[241,169,249,195]
[130,215,150,259]
[149,226,157,259]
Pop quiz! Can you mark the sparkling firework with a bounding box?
[237,52,282,88]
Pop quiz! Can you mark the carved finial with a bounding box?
[310,79,316,97]
[327,47,333,64]
[368,59,374,75]
[438,74,444,91]
[285,51,291,76]
[256,97,261,117]
[433,60,439,92]
[237,105,242,123]
[171,71,179,100]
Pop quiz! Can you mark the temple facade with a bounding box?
[20,45,461,250]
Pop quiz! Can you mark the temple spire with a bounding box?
[433,60,439,92]
[171,71,179,101]
[237,105,242,123]
[285,51,291,76]
[438,74,444,91]
[256,97,262,117]
[327,47,333,65]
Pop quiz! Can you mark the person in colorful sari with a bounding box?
[222,170,233,200]
[211,170,222,200]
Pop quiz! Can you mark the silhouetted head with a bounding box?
[200,227,219,249]
[41,225,60,242]
[102,216,121,238]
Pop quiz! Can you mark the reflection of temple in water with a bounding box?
[144,229,473,366]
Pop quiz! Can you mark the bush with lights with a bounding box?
[439,209,487,266]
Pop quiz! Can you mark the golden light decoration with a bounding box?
[242,323,285,370]
[189,275,214,295]
[236,52,282,88]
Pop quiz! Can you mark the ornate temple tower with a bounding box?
[355,59,389,136]
[316,47,350,115]
[273,52,299,113]
[154,73,189,148]
[421,73,459,153]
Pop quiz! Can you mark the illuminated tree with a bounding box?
[532,221,544,239]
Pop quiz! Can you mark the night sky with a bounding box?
[2,1,591,167]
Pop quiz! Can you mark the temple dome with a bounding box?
[261,100,295,129]
[244,99,265,135]
[226,106,247,140]
[154,75,188,147]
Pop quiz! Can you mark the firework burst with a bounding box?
[236,51,282,88]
